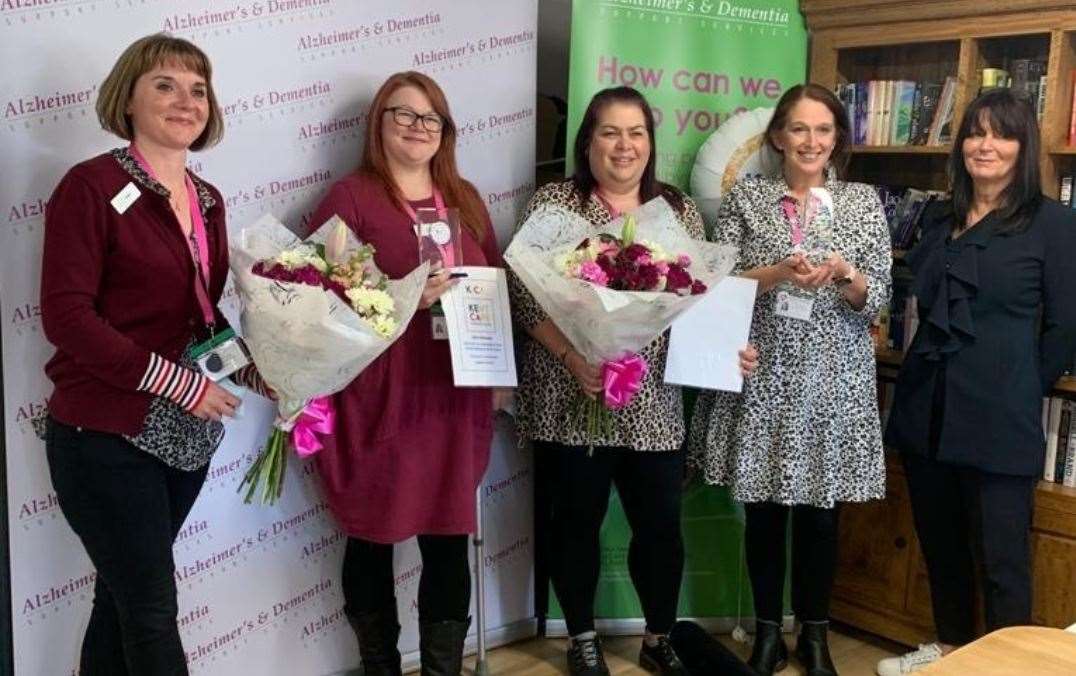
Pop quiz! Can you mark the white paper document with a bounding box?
[664,276,758,393]
[440,266,518,387]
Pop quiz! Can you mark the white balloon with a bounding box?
[689,107,782,228]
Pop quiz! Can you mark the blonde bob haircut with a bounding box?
[96,33,223,151]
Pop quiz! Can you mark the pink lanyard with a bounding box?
[129,144,216,329]
[399,186,447,222]
[594,190,623,219]
[780,194,817,247]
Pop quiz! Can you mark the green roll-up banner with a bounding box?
[556,0,807,623]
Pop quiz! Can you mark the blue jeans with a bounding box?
[46,418,207,676]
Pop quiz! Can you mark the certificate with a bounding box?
[664,276,757,392]
[440,266,518,387]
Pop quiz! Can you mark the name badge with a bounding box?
[191,328,251,381]
[430,301,449,340]
[774,289,814,322]
[110,182,141,214]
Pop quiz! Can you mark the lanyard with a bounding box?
[593,189,623,219]
[780,193,818,248]
[400,186,447,222]
[129,144,216,329]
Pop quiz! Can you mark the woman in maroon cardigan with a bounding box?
[40,34,265,676]
[308,71,504,676]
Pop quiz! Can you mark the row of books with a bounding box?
[836,77,957,147]
[977,59,1048,120]
[1044,397,1076,486]
[874,268,917,355]
[874,184,944,249]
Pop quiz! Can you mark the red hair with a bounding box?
[360,71,487,242]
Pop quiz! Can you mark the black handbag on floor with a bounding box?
[668,620,759,676]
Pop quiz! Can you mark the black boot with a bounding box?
[748,619,788,676]
[795,621,838,676]
[419,616,470,676]
[347,609,402,676]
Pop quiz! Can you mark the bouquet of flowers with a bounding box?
[229,214,427,503]
[505,196,737,448]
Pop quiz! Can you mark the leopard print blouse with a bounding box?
[508,180,705,452]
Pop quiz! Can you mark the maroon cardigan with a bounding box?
[41,149,230,436]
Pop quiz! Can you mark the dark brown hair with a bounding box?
[764,83,851,176]
[360,71,487,242]
[949,88,1041,234]
[96,33,223,151]
[570,86,685,213]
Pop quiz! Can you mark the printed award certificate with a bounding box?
[664,276,757,392]
[440,266,518,387]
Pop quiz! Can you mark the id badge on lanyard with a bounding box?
[401,188,452,340]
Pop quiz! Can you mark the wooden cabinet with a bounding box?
[830,458,1076,646]
[800,0,1076,646]
[831,457,935,646]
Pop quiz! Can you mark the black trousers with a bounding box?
[743,502,840,624]
[341,534,472,623]
[903,452,1035,645]
[45,418,208,676]
[538,441,685,636]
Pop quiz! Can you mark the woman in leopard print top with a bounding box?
[509,87,756,676]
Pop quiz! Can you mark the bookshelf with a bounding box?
[802,0,1076,647]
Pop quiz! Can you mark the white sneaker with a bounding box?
[876,643,944,675]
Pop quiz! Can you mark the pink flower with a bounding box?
[665,264,692,294]
[579,260,609,286]
[690,279,707,295]
[655,261,669,275]
[677,254,692,268]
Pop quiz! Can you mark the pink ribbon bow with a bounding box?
[602,354,648,410]
[290,396,335,458]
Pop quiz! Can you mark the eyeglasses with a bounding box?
[384,106,445,133]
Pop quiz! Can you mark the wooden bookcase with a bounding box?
[801,0,1076,647]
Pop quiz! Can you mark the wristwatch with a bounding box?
[833,265,857,287]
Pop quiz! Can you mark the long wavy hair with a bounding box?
[360,71,487,241]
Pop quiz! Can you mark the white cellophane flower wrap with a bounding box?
[504,196,738,363]
[229,213,428,421]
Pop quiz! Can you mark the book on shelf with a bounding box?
[928,76,959,145]
[1044,398,1076,485]
[1059,175,1076,209]
[837,78,953,147]
[977,61,1049,119]
[1069,70,1076,146]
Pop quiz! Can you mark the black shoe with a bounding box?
[419,616,470,676]
[795,621,838,676]
[567,635,611,676]
[748,620,788,676]
[347,609,402,676]
[639,635,688,674]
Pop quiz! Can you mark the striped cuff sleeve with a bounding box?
[137,353,209,412]
[230,364,273,399]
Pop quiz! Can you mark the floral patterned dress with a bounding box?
[688,175,891,507]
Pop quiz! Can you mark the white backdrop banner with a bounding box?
[1,1,537,674]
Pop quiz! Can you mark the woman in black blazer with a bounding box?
[878,89,1076,676]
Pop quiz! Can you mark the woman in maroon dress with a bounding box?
[308,71,502,676]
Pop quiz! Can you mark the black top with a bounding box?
[886,197,1076,476]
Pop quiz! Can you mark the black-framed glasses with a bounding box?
[384,106,445,133]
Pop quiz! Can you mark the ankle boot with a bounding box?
[347,608,402,676]
[748,619,787,675]
[419,616,470,676]
[795,621,838,676]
